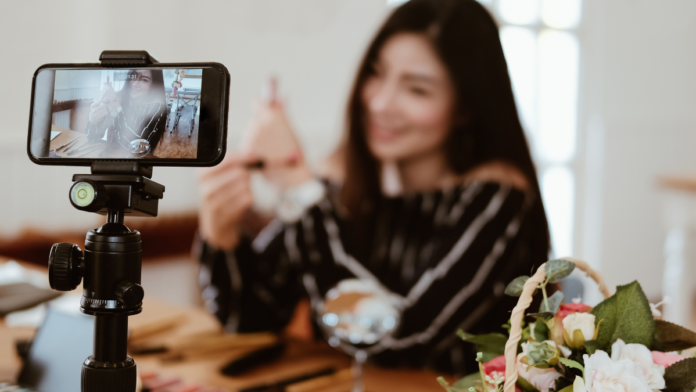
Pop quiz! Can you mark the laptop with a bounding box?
[2,306,94,392]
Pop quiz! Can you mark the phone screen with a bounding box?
[29,64,228,165]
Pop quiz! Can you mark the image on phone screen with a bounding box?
[45,68,203,159]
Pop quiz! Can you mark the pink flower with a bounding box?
[556,303,593,321]
[482,356,521,392]
[652,351,684,368]
[482,355,507,374]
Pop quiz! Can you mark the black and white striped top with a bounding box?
[197,181,544,374]
[86,101,166,154]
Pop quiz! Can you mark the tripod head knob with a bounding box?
[48,243,84,291]
[115,281,144,307]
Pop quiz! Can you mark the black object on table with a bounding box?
[221,342,286,376]
[238,366,336,392]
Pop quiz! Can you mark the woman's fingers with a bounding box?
[89,104,108,123]
[198,165,254,249]
[199,167,250,202]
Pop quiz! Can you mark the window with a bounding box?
[495,0,582,258]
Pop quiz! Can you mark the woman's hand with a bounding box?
[100,82,118,105]
[197,153,255,251]
[88,101,109,124]
[89,83,119,124]
[241,80,312,189]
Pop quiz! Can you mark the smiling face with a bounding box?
[129,70,153,99]
[361,33,456,163]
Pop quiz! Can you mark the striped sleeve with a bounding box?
[196,228,307,333]
[195,194,341,333]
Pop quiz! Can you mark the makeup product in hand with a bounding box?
[244,153,300,170]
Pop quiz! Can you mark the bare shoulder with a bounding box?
[460,160,530,192]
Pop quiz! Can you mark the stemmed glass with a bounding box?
[316,279,400,392]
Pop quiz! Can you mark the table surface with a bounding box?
[0,257,452,391]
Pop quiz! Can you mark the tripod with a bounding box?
[47,162,164,392]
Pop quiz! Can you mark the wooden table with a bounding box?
[49,125,107,158]
[0,257,452,391]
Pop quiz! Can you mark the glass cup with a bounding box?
[316,279,400,392]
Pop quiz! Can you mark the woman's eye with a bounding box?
[409,86,429,96]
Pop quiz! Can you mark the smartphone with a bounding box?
[28,62,229,166]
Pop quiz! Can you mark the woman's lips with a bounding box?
[368,124,403,143]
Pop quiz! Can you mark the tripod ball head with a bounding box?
[48,243,84,291]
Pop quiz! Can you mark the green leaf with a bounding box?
[559,358,585,374]
[505,276,531,297]
[584,340,600,355]
[545,259,576,284]
[557,386,574,392]
[590,281,654,351]
[516,376,540,392]
[533,320,550,342]
[664,358,696,392]
[451,373,481,390]
[654,320,696,352]
[540,290,564,315]
[438,376,473,392]
[457,331,507,356]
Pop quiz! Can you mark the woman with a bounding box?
[85,69,167,158]
[196,0,549,374]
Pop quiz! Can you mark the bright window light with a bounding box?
[386,0,409,6]
[541,166,575,258]
[537,29,579,163]
[542,0,582,29]
[498,0,541,26]
[500,26,538,141]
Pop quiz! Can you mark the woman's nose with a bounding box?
[367,81,398,114]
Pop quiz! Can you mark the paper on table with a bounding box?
[50,131,61,140]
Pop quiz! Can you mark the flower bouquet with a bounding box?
[438,258,696,392]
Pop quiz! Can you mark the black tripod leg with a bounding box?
[82,314,136,392]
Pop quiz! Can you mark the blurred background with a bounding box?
[1,0,695,317]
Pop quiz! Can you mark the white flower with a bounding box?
[562,312,597,348]
[579,350,653,392]
[517,342,562,392]
[563,313,595,340]
[611,339,665,390]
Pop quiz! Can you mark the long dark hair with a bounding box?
[341,0,550,255]
[118,69,166,108]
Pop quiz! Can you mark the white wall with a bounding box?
[577,0,696,300]
[0,0,388,236]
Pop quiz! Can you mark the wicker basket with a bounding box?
[503,257,612,392]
